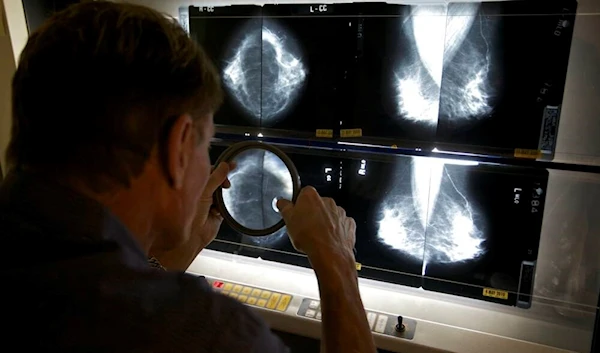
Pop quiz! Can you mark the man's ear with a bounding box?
[164,114,195,189]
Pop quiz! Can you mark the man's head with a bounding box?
[8,1,223,250]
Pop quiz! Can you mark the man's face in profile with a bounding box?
[156,114,215,250]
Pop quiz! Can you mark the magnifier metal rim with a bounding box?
[214,141,301,237]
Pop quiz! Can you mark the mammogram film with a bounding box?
[210,143,548,305]
[190,1,576,154]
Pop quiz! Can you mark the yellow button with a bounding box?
[222,291,230,296]
[223,283,233,291]
[266,293,281,309]
[233,285,243,293]
[276,295,292,312]
[260,291,272,299]
[229,293,238,299]
[238,295,248,303]
[247,297,257,305]
[251,289,262,297]
[256,299,267,307]
[242,287,252,295]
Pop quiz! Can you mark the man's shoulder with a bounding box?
[139,271,289,352]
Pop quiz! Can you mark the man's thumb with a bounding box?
[276,198,293,220]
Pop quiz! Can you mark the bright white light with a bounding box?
[223,22,306,121]
[429,149,480,166]
[257,133,264,138]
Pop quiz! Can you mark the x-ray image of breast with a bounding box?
[377,157,486,265]
[377,192,426,262]
[394,3,485,125]
[394,5,447,125]
[222,149,293,237]
[438,3,495,121]
[222,20,306,123]
[423,162,486,264]
[375,158,427,262]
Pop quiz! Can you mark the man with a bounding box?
[0,2,377,352]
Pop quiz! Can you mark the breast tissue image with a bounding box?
[222,149,294,231]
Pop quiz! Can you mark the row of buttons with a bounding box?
[302,300,389,334]
[212,281,292,312]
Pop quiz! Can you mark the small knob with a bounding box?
[395,316,406,332]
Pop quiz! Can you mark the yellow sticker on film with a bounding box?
[355,262,362,271]
[482,288,509,300]
[340,128,363,138]
[316,129,333,138]
[514,148,542,159]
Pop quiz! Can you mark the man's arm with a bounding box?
[277,188,377,353]
[313,254,374,353]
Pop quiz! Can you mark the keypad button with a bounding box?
[308,300,319,310]
[367,312,377,330]
[374,315,388,333]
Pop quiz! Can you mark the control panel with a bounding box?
[210,279,293,312]
[297,298,416,340]
[206,277,417,340]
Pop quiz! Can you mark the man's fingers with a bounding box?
[204,162,230,196]
[220,161,235,189]
[276,198,294,222]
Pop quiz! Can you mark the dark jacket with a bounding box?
[0,171,287,352]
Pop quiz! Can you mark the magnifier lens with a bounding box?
[221,149,293,231]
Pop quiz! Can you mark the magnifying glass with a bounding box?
[214,141,301,236]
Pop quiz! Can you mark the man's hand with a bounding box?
[276,187,356,268]
[151,162,233,271]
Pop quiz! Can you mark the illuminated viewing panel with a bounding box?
[209,144,548,307]
[188,0,576,157]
